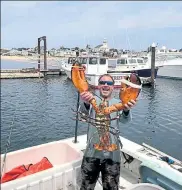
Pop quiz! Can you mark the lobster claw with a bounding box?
[120,73,142,105]
[71,61,88,93]
[102,73,142,115]
[71,61,100,113]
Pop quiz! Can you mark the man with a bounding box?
[79,74,136,190]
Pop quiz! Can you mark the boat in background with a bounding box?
[61,56,159,87]
[157,54,182,79]
[140,47,182,79]
[1,134,182,190]
[107,56,159,85]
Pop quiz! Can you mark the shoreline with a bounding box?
[1,55,33,62]
[1,55,65,63]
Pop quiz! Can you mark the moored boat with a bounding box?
[140,48,182,80]
[61,56,159,87]
[157,57,182,80]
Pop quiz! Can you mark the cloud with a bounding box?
[1,1,38,27]
[118,6,182,29]
[1,1,182,49]
[1,1,38,9]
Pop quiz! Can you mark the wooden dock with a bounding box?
[0,68,43,79]
[40,69,65,75]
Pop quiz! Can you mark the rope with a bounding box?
[1,103,17,177]
[92,91,102,100]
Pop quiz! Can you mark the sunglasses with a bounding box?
[99,81,114,86]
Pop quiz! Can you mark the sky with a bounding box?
[1,1,182,51]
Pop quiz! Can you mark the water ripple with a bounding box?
[1,76,182,160]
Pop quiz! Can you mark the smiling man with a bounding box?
[79,74,136,190]
[98,74,115,100]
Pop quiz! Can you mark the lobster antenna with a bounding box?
[92,91,102,100]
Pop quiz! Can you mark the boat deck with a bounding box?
[95,176,134,190]
[1,135,182,190]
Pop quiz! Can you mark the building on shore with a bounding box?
[94,39,110,53]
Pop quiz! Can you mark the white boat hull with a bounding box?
[154,55,182,79]
[157,64,182,79]
[61,65,72,79]
[65,70,71,79]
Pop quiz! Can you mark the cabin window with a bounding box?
[137,59,144,63]
[89,58,97,65]
[108,59,117,68]
[81,58,87,64]
[100,58,106,65]
[79,58,87,64]
[117,59,126,65]
[128,59,136,63]
[68,57,77,64]
[68,58,72,64]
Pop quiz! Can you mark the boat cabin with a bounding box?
[108,57,146,71]
[67,56,109,75]
[118,57,145,65]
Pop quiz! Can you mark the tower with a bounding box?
[103,38,108,48]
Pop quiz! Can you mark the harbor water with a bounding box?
[1,60,38,69]
[1,60,182,161]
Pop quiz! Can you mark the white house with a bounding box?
[94,39,110,53]
[49,48,57,56]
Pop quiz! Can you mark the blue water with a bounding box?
[1,60,38,69]
[1,60,182,161]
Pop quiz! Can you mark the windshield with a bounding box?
[117,59,126,65]
[89,58,97,65]
[128,59,137,64]
[137,59,144,63]
[68,57,74,64]
[100,58,106,65]
[80,58,87,64]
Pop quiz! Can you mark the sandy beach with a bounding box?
[0,55,42,63]
[1,55,31,62]
[1,55,64,64]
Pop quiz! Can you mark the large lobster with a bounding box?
[71,60,142,151]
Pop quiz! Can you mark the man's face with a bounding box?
[98,76,114,99]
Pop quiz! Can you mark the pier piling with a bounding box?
[38,39,41,71]
[38,36,47,77]
[43,36,47,72]
[151,43,156,87]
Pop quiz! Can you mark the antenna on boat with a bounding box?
[125,27,133,57]
[112,36,115,49]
